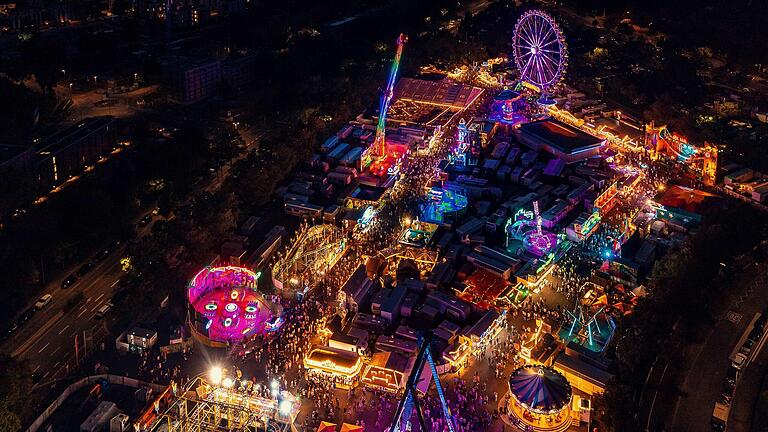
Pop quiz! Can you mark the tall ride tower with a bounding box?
[373,33,408,158]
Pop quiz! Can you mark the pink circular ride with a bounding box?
[188,266,276,344]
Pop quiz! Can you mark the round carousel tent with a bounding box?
[508,365,572,414]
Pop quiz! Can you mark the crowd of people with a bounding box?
[137,347,186,385]
[127,87,689,432]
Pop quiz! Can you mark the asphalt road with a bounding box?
[668,264,768,432]
[6,127,258,386]
[729,326,768,432]
[2,215,157,385]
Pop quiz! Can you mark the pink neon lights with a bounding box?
[188,266,275,343]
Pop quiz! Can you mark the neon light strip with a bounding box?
[374,34,407,156]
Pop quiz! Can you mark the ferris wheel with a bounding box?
[513,10,568,92]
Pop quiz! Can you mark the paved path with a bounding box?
[670,265,768,432]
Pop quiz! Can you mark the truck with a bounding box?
[711,401,729,431]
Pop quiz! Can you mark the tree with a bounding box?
[0,356,32,430]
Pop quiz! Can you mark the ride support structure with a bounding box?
[389,334,456,432]
[372,33,408,158]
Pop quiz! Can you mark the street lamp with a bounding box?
[209,366,223,386]
[278,399,293,416]
[222,377,235,389]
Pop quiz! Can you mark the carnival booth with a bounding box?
[303,345,363,389]
[360,351,414,394]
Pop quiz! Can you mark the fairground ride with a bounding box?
[138,370,298,432]
[505,201,561,257]
[512,10,568,105]
[645,121,718,186]
[187,266,280,347]
[365,34,408,176]
[272,223,347,294]
[373,245,438,279]
[389,335,457,432]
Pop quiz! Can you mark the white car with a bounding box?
[732,352,748,370]
[95,303,113,319]
[34,294,53,310]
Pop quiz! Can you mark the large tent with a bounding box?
[508,365,572,414]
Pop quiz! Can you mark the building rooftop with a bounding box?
[518,119,604,154]
[394,77,484,110]
[653,185,722,215]
[0,144,31,165]
[349,184,387,202]
[127,327,156,340]
[35,116,115,156]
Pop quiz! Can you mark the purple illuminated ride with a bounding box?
[505,201,561,257]
[188,266,280,344]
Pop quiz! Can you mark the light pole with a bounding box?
[209,366,223,386]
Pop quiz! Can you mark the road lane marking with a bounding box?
[43,372,49,379]
[53,361,60,369]
[94,293,105,303]
[38,342,50,353]
[77,308,89,318]
[110,279,120,287]
[646,363,669,431]
[51,346,61,356]
[58,324,70,335]
[11,310,64,358]
[32,365,40,373]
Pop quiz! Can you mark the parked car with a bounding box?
[94,247,111,262]
[34,294,53,310]
[61,274,77,289]
[95,303,113,319]
[76,261,95,277]
[18,307,36,325]
[722,380,735,402]
[137,214,153,227]
[733,352,748,370]
[3,323,19,340]
[754,314,767,332]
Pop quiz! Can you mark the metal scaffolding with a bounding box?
[146,378,296,432]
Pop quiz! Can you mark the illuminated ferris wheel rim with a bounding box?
[513,9,568,91]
